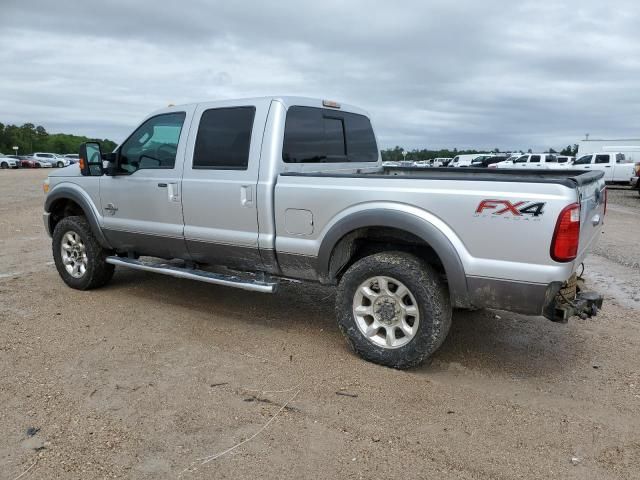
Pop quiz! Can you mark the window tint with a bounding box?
[529,155,541,163]
[595,154,609,164]
[545,155,557,162]
[193,107,255,170]
[283,106,377,163]
[119,112,186,173]
[574,155,592,165]
[616,153,626,163]
[515,155,528,163]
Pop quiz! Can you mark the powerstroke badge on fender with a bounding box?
[475,199,546,220]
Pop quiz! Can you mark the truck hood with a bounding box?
[48,164,82,177]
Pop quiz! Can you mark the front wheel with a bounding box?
[57,161,64,168]
[335,251,452,369]
[0,162,7,169]
[52,216,114,290]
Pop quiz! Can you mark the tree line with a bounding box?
[381,144,579,161]
[0,122,117,156]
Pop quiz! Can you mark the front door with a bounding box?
[99,108,194,259]
[181,99,271,269]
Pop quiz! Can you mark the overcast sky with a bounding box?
[1,0,639,151]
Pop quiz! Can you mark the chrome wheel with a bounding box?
[352,276,420,349]
[60,231,88,278]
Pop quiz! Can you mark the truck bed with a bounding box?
[281,166,605,187]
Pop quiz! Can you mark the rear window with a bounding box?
[283,106,378,163]
[193,107,255,170]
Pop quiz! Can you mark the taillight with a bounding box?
[603,187,607,216]
[551,203,580,262]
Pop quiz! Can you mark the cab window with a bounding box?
[573,155,592,165]
[515,155,528,163]
[595,154,610,164]
[283,107,378,163]
[529,155,541,163]
[118,112,186,174]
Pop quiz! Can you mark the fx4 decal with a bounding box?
[475,199,546,218]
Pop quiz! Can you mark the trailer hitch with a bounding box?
[551,290,604,323]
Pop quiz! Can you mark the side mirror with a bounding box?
[79,142,104,176]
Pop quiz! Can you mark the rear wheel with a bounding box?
[52,216,114,290]
[336,251,452,369]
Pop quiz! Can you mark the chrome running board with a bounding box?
[105,256,278,293]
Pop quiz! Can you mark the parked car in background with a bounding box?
[449,153,493,167]
[4,155,23,168]
[572,153,639,184]
[63,154,80,164]
[33,153,70,168]
[412,160,431,168]
[0,155,19,169]
[432,157,452,167]
[630,163,640,195]
[493,153,563,170]
[471,155,509,168]
[556,156,575,164]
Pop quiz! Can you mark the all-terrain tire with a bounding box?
[52,216,114,290]
[335,251,452,369]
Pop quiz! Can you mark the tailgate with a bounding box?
[575,172,606,264]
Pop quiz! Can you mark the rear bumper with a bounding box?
[466,276,562,316]
[466,275,604,322]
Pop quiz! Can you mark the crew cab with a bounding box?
[43,97,605,368]
[493,153,563,170]
[572,152,639,184]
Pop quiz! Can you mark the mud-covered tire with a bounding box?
[52,216,114,290]
[335,251,452,369]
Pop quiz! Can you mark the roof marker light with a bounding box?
[322,100,341,109]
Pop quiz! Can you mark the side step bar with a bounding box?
[105,256,278,293]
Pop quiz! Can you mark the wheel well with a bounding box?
[327,226,446,283]
[49,198,86,232]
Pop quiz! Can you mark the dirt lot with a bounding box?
[1,169,639,480]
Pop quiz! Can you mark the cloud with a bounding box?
[0,0,639,150]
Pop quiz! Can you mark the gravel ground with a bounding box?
[1,170,639,480]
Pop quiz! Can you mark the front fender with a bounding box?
[44,184,112,249]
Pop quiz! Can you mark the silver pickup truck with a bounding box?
[43,96,605,368]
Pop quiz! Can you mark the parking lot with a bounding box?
[1,169,639,479]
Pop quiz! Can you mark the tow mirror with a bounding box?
[79,142,104,176]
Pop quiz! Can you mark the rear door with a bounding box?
[181,99,271,269]
[592,154,614,181]
[528,154,543,168]
[573,154,594,171]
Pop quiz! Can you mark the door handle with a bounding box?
[240,185,253,207]
[167,183,180,202]
[604,166,611,168]
[158,182,168,187]
[104,203,118,215]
